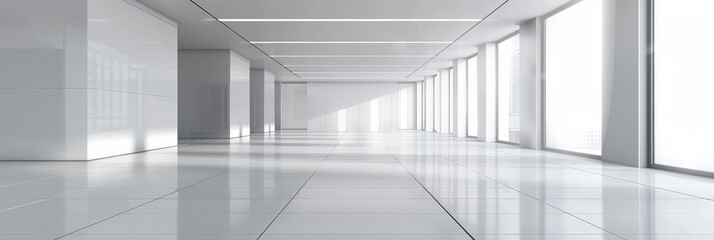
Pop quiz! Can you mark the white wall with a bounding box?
[306,82,400,133]
[0,0,88,160]
[86,0,177,159]
[0,0,177,160]
[281,83,308,130]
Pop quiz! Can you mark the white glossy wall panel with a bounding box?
[0,0,176,160]
[230,52,250,137]
[86,0,177,159]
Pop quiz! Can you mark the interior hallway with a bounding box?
[2,132,714,239]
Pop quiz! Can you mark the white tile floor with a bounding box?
[2,132,714,239]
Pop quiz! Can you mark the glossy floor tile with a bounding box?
[1,132,714,239]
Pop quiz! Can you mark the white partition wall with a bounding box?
[306,82,401,133]
[281,83,308,130]
[0,0,178,160]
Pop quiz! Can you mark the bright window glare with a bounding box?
[654,0,714,172]
[497,34,520,143]
[545,0,602,155]
[467,56,478,137]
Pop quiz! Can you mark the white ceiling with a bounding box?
[137,0,574,82]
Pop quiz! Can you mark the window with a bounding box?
[467,56,478,137]
[653,0,714,173]
[497,34,520,143]
[397,83,416,130]
[544,0,602,155]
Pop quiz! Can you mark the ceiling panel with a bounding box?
[135,0,577,82]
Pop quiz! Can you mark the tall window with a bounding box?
[497,34,520,143]
[397,83,416,130]
[653,0,714,173]
[467,56,478,137]
[545,0,602,155]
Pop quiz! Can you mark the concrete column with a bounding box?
[275,81,282,132]
[179,50,250,139]
[250,69,276,133]
[478,43,498,142]
[519,17,544,150]
[602,0,648,167]
[453,59,468,137]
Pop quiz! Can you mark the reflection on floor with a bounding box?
[2,132,714,239]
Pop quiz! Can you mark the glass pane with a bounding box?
[654,0,714,172]
[467,56,478,137]
[544,0,602,155]
[397,83,416,130]
[497,34,520,143]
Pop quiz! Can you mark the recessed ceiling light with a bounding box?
[272,55,433,58]
[217,19,481,22]
[251,41,451,44]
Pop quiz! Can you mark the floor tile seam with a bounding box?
[0,160,133,189]
[254,133,346,240]
[494,149,714,202]
[408,137,627,240]
[378,138,476,240]
[52,157,256,240]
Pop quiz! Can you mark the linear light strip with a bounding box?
[284,65,422,67]
[272,55,433,58]
[251,41,452,44]
[294,72,413,74]
[218,19,481,22]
